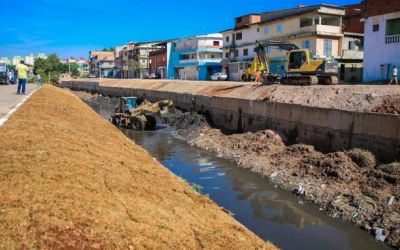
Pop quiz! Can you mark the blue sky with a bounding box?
[0,0,359,59]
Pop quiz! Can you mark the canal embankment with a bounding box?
[60,79,400,162]
[0,85,274,249]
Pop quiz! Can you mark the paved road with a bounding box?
[0,84,38,119]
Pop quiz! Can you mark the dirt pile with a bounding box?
[370,94,400,115]
[162,110,208,130]
[166,111,400,248]
[0,86,274,249]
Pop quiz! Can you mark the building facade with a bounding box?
[149,43,167,79]
[89,51,115,77]
[362,0,400,82]
[167,34,223,80]
[222,5,345,81]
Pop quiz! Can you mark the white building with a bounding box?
[12,56,22,65]
[363,7,400,82]
[25,54,34,66]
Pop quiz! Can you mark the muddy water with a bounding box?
[86,99,387,250]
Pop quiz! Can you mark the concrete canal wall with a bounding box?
[60,79,400,161]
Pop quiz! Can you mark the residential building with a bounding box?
[0,57,10,65]
[222,5,345,81]
[338,3,365,83]
[89,51,115,77]
[362,0,400,82]
[25,54,34,66]
[12,56,22,65]
[221,14,261,81]
[149,42,168,78]
[113,45,124,78]
[167,34,223,80]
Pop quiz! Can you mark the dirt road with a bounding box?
[65,78,400,114]
[0,85,274,249]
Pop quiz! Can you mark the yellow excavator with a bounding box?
[254,41,339,85]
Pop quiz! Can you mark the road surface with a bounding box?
[0,84,38,121]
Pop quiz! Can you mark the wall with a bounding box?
[61,80,400,162]
[363,12,400,82]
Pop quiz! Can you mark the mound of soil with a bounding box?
[0,86,273,249]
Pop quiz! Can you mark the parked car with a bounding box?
[148,73,159,79]
[8,71,16,84]
[210,72,228,81]
[89,73,98,78]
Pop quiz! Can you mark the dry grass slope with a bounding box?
[0,85,274,249]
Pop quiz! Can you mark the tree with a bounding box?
[33,54,66,84]
[69,62,80,77]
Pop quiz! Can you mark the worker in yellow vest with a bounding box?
[16,60,29,95]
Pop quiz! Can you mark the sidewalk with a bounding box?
[0,84,38,121]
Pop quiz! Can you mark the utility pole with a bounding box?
[68,60,71,77]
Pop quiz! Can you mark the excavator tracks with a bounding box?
[281,75,318,86]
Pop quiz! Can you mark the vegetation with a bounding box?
[33,54,68,84]
[345,148,376,168]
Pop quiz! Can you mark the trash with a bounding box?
[319,207,324,211]
[270,172,278,179]
[352,211,359,219]
[388,196,395,206]
[375,228,386,242]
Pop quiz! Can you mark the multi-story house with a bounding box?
[167,34,223,80]
[0,57,11,65]
[89,51,115,78]
[12,56,22,65]
[222,5,345,81]
[118,42,164,79]
[362,0,400,82]
[149,42,168,79]
[221,14,261,81]
[338,3,365,83]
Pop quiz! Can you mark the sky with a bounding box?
[0,0,360,59]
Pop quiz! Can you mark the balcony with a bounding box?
[179,58,222,64]
[386,35,400,44]
[301,25,341,36]
[342,49,363,60]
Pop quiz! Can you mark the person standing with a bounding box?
[16,60,29,95]
[36,73,42,87]
[389,65,398,85]
[255,70,261,84]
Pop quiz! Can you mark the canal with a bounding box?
[85,97,387,250]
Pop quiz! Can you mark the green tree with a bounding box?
[69,62,80,77]
[33,54,67,84]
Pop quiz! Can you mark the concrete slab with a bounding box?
[0,84,38,120]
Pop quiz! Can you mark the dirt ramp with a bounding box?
[0,85,274,249]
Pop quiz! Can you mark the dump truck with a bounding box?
[110,97,174,131]
[254,41,339,85]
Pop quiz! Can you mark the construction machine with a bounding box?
[254,41,339,85]
[110,97,174,131]
[241,52,281,83]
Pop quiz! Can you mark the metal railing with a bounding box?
[385,35,400,44]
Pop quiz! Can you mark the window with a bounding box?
[211,55,215,58]
[300,18,313,28]
[373,24,379,32]
[225,52,229,58]
[213,41,220,46]
[323,39,332,56]
[257,27,260,32]
[236,32,243,40]
[276,24,283,32]
[351,64,357,72]
[386,18,400,36]
[264,27,270,35]
[226,36,230,42]
[234,50,239,57]
[243,49,248,56]
[314,16,321,25]
[289,51,307,69]
[266,46,271,54]
[302,40,310,49]
[348,41,356,50]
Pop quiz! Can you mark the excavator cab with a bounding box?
[288,50,308,69]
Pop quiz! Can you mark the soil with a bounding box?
[0,86,274,249]
[164,110,400,248]
[370,94,400,115]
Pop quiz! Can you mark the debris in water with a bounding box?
[375,228,387,242]
[388,196,395,206]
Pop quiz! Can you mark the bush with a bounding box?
[28,77,36,84]
[345,148,376,168]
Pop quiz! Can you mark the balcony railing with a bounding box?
[179,58,222,64]
[386,35,400,44]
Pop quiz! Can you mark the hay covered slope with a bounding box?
[0,85,272,249]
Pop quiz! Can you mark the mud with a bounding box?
[164,111,400,248]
